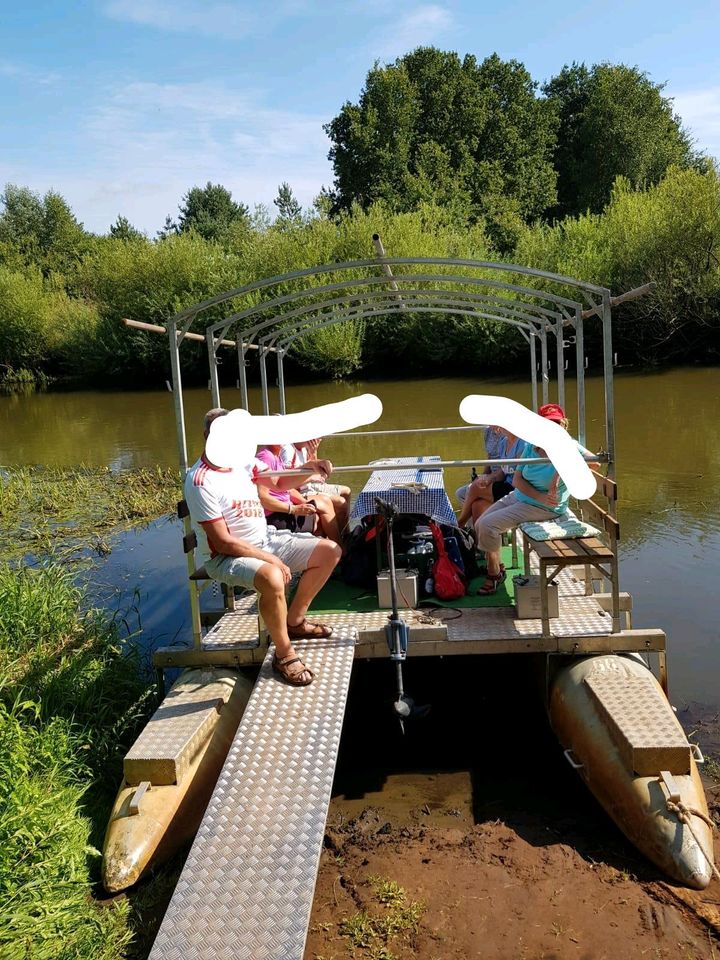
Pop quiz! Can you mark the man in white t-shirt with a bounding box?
[184,409,342,687]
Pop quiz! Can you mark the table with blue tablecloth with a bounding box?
[349,455,458,527]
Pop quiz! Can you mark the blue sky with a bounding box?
[2,0,719,234]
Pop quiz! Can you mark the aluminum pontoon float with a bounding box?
[107,239,717,959]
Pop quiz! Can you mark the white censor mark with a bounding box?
[205,394,384,469]
[459,395,597,500]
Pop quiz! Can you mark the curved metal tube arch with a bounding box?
[172,255,608,336]
[254,289,564,351]
[210,273,585,348]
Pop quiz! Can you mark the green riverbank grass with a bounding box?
[0,563,156,959]
[0,465,181,563]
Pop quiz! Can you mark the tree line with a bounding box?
[1,48,718,391]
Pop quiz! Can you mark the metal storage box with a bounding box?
[377,568,419,609]
[513,575,559,619]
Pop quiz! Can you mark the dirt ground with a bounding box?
[303,663,720,960]
[306,785,720,960]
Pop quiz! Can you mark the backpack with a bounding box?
[429,522,466,601]
[445,524,480,580]
[341,517,382,589]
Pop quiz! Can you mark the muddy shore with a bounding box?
[305,659,720,960]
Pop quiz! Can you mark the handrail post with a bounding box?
[169,318,202,648]
[601,291,616,481]
[237,339,249,411]
[277,347,287,414]
[540,323,549,405]
[529,330,538,411]
[575,307,586,447]
[259,345,270,414]
[556,315,565,409]
[207,331,221,407]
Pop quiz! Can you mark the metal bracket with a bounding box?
[563,748,584,770]
[660,770,681,802]
[563,336,577,347]
[129,780,151,816]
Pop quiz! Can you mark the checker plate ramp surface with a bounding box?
[585,673,691,775]
[149,630,356,960]
[124,669,235,786]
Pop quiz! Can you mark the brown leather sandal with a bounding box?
[477,570,507,595]
[286,619,334,640]
[272,653,315,686]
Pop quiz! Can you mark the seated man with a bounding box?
[184,408,342,687]
[281,438,351,536]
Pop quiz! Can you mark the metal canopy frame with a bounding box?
[165,247,616,479]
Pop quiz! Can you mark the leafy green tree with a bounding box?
[544,63,694,218]
[324,48,558,247]
[273,182,302,225]
[312,188,334,219]
[109,215,144,240]
[165,182,250,241]
[0,185,89,275]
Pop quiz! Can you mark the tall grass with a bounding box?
[0,564,154,959]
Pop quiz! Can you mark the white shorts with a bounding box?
[302,481,344,497]
[205,528,319,589]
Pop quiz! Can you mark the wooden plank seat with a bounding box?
[519,470,621,638]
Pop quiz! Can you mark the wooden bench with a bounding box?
[520,471,621,638]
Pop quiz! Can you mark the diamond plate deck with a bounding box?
[148,630,356,960]
[203,593,259,650]
[585,673,691,775]
[124,669,236,786]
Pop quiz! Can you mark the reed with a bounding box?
[0,563,155,959]
[0,465,181,563]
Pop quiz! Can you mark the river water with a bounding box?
[1,367,719,706]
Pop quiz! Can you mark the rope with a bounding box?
[666,798,720,882]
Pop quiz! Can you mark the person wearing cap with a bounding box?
[184,408,342,686]
[474,403,598,595]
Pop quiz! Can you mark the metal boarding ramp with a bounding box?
[148,632,355,960]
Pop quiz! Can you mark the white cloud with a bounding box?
[369,3,454,61]
[672,86,720,159]
[58,79,332,233]
[0,60,59,86]
[103,0,256,39]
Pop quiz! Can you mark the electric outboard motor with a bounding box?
[374,497,430,731]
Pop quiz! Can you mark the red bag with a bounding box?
[429,522,466,601]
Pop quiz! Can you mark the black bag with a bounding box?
[341,518,381,588]
[442,523,480,580]
[266,511,297,532]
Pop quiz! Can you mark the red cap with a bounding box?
[538,403,566,423]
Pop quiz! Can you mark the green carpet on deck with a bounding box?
[308,545,519,613]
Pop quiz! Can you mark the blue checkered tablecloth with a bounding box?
[350,455,458,527]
